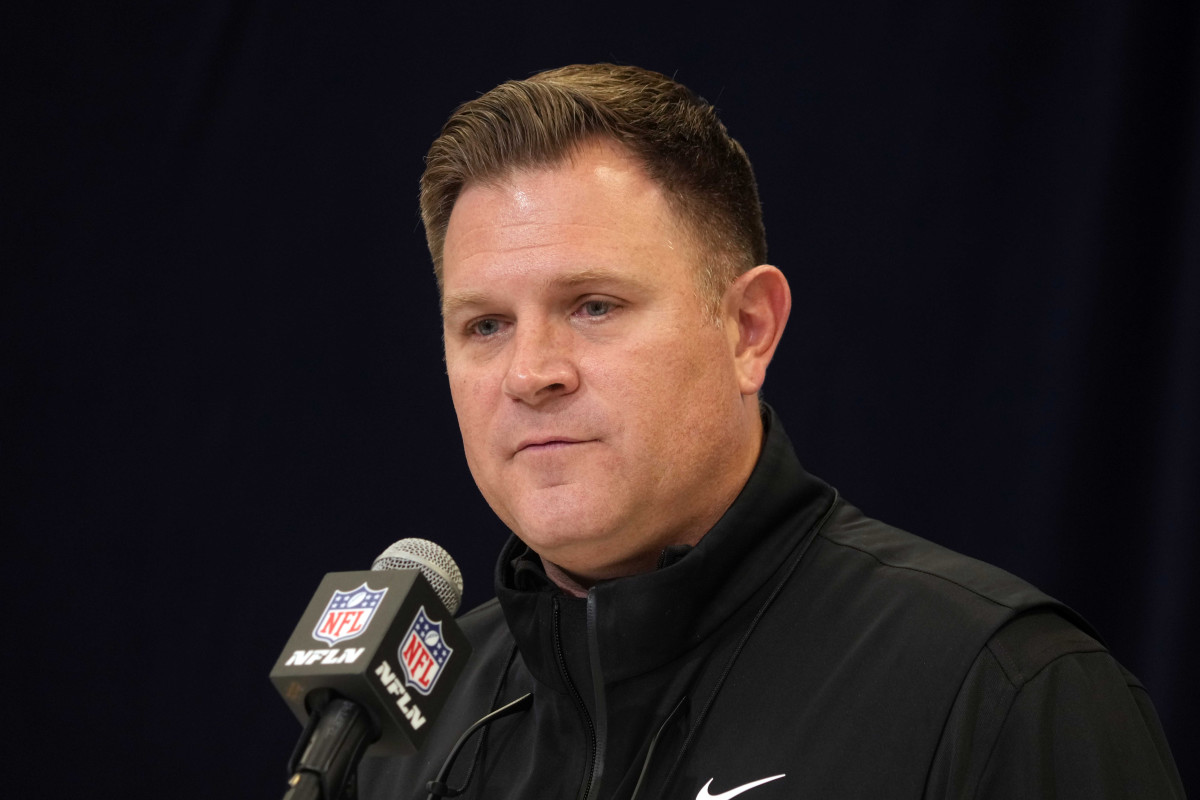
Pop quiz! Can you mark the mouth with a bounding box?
[515,437,593,454]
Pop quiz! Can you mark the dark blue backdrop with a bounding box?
[7,2,1195,796]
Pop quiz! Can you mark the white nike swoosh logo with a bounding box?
[696,774,786,800]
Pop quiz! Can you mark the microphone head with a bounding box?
[372,538,464,615]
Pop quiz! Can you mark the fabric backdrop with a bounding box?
[7,2,1196,796]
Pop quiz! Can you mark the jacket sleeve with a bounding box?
[925,610,1185,799]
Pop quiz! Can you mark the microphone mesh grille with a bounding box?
[371,538,464,615]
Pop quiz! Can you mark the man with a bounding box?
[360,64,1183,799]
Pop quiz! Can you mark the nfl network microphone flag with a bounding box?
[270,569,471,755]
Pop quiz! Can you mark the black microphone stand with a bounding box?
[283,693,379,800]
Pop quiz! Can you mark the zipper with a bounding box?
[553,596,599,800]
[585,590,608,800]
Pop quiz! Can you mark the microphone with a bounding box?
[270,539,472,800]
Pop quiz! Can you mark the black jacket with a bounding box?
[360,411,1183,799]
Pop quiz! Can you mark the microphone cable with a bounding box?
[424,692,533,799]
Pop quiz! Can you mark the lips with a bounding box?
[515,436,592,454]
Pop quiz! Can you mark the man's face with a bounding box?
[441,141,761,583]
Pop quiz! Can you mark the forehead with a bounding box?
[442,142,696,293]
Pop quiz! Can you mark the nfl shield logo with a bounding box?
[399,606,454,695]
[312,583,388,646]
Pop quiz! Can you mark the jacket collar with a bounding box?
[494,406,837,686]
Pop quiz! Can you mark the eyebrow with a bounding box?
[441,290,491,317]
[441,267,653,317]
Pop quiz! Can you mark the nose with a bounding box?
[502,320,580,404]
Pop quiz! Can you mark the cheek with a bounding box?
[447,371,497,464]
[447,358,494,412]
[648,332,729,393]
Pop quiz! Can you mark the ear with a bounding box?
[722,265,792,396]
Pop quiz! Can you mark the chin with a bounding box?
[516,525,606,559]
[524,530,659,583]
[516,520,609,560]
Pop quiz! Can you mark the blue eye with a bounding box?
[473,318,502,336]
[580,300,612,317]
